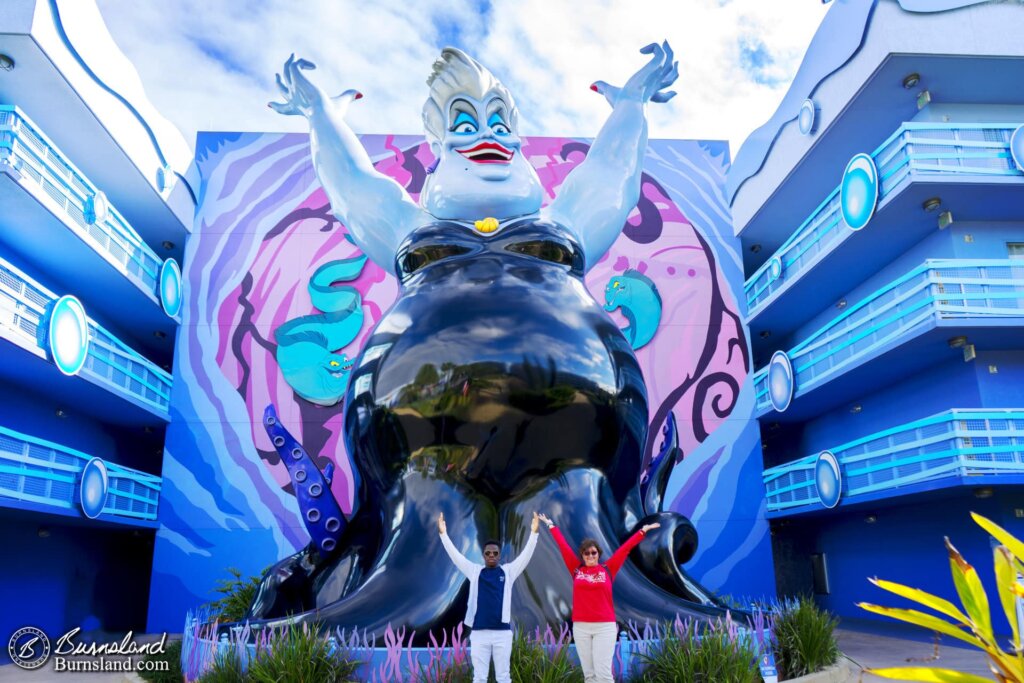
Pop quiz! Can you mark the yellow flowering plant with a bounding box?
[857,512,1024,682]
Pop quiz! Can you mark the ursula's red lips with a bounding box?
[456,141,514,164]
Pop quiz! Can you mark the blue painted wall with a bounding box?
[0,517,154,663]
[773,489,1023,635]
[974,350,1024,405]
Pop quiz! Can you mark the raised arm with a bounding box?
[437,512,478,578]
[271,56,427,273]
[503,512,540,579]
[539,514,579,575]
[606,522,660,577]
[543,42,678,270]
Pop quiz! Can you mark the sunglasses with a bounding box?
[582,550,599,557]
[483,550,500,557]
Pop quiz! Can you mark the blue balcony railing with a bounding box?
[0,105,167,307]
[744,123,1023,316]
[753,260,1024,414]
[0,259,172,418]
[0,425,161,522]
[763,409,1024,513]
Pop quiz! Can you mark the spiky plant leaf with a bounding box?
[856,603,982,649]
[869,577,971,626]
[973,513,1024,565]
[868,666,1000,683]
[946,537,993,642]
[993,546,1022,652]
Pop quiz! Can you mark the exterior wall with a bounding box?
[146,132,776,631]
[738,0,1024,630]
[773,489,1018,635]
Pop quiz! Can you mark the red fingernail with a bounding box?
[590,84,599,92]
[355,92,364,100]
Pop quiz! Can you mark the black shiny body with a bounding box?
[247,219,728,639]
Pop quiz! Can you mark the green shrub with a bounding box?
[209,567,263,623]
[635,621,760,683]
[773,598,839,678]
[509,629,582,683]
[247,623,358,683]
[139,638,182,683]
[198,646,246,683]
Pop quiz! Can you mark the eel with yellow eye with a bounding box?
[604,269,663,350]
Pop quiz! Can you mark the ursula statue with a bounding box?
[246,43,731,638]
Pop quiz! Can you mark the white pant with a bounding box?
[469,629,513,683]
[573,622,618,683]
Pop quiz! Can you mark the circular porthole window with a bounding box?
[798,99,817,136]
[84,192,109,225]
[80,458,109,519]
[767,350,795,413]
[1010,125,1024,173]
[840,153,879,231]
[48,295,90,376]
[159,258,182,318]
[815,450,842,509]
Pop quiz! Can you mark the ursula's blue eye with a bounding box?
[451,112,478,134]
[488,113,510,136]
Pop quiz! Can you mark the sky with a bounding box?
[93,0,832,156]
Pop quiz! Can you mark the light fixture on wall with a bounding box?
[0,54,14,72]
[153,330,167,339]
[974,487,994,499]
[917,91,932,110]
[922,197,942,212]
[37,526,51,538]
[948,336,976,361]
[836,298,847,310]
[902,73,920,89]
[850,404,863,414]
[55,408,67,418]
[759,330,771,339]
[161,240,175,251]
[864,514,878,524]
[750,244,762,254]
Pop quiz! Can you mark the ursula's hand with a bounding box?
[269,54,362,118]
[537,513,554,529]
[531,512,540,533]
[591,41,678,107]
[438,512,447,535]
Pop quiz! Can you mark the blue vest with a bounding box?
[474,567,510,630]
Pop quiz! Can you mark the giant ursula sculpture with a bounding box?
[244,43,733,637]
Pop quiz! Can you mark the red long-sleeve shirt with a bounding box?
[550,526,645,623]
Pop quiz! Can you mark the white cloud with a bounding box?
[94,0,829,155]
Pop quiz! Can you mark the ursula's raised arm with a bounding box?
[271,56,427,273]
[543,42,678,271]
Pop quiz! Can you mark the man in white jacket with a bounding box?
[438,511,540,683]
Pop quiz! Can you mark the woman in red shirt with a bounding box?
[537,513,660,683]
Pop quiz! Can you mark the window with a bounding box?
[1008,243,1024,260]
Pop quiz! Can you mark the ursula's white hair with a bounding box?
[422,48,518,148]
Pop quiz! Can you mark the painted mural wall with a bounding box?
[146,131,774,631]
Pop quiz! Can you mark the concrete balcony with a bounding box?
[763,409,1024,517]
[0,258,172,425]
[752,260,1024,420]
[0,106,181,355]
[0,424,160,526]
[744,123,1023,333]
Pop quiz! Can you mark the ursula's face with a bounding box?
[421,94,543,221]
